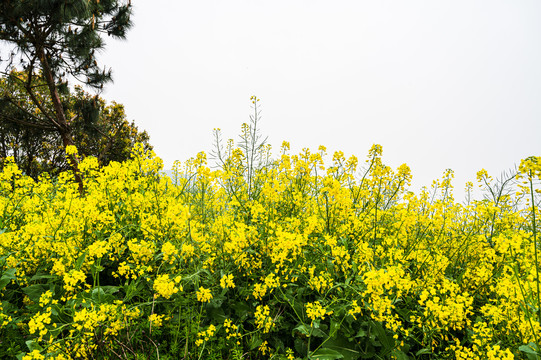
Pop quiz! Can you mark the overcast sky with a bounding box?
[97,0,541,199]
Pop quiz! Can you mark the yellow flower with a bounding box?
[161,241,178,264]
[63,269,87,292]
[87,240,109,260]
[65,145,78,156]
[308,271,333,293]
[259,340,270,355]
[286,348,296,360]
[148,313,165,328]
[38,290,53,307]
[254,305,274,333]
[220,274,235,289]
[196,286,213,302]
[195,324,216,346]
[305,301,332,323]
[252,282,267,300]
[22,350,45,360]
[182,243,195,259]
[223,318,240,340]
[348,300,362,320]
[154,274,181,299]
[28,308,52,339]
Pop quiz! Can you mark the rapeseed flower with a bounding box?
[254,305,274,333]
[154,274,181,299]
[1,138,539,359]
[220,274,235,289]
[161,241,178,264]
[196,286,213,302]
[305,301,332,323]
[148,313,165,328]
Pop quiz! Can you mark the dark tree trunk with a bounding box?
[38,48,84,193]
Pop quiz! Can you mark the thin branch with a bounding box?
[8,71,59,126]
[0,113,57,131]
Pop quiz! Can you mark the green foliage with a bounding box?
[0,0,132,88]
[0,0,134,190]
[0,72,151,179]
[0,99,539,359]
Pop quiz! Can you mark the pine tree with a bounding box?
[0,73,151,179]
[0,0,133,191]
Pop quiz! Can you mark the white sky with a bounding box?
[98,0,541,199]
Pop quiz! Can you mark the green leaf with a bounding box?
[310,347,344,359]
[392,349,410,360]
[330,319,341,338]
[312,327,327,338]
[271,337,286,354]
[249,337,263,350]
[49,303,60,316]
[22,284,47,303]
[101,285,120,295]
[206,302,226,324]
[91,286,118,303]
[293,298,304,319]
[122,280,137,302]
[232,301,251,320]
[75,251,87,270]
[294,323,311,336]
[519,343,541,360]
[370,320,394,350]
[25,340,43,352]
[415,348,432,356]
[29,274,57,282]
[0,268,16,290]
[324,337,361,360]
[208,293,225,308]
[355,328,367,338]
[520,343,540,354]
[295,338,308,357]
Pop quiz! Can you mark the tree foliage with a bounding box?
[0,0,133,189]
[0,71,151,179]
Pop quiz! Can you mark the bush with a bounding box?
[0,135,540,359]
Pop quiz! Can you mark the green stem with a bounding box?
[529,170,540,327]
[307,325,313,358]
[511,247,538,345]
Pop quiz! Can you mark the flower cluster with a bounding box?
[305,301,332,323]
[254,305,275,333]
[0,139,539,359]
[196,286,213,302]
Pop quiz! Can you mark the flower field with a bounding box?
[0,139,540,359]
